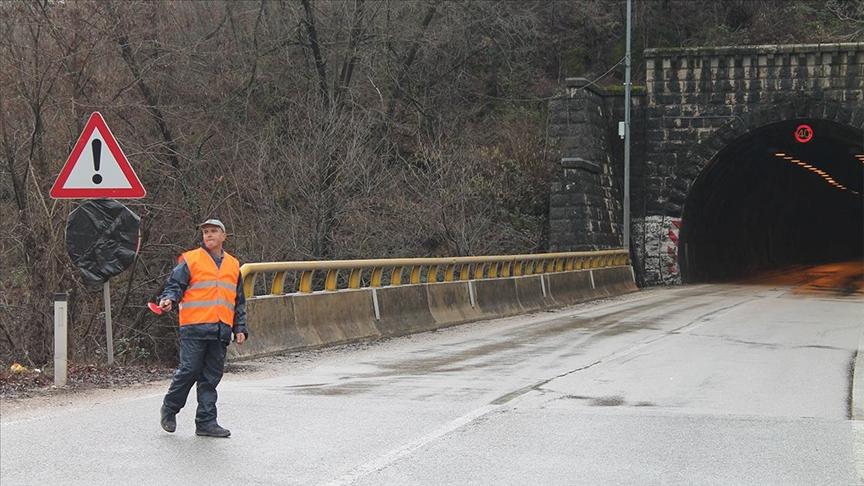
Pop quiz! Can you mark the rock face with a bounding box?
[549,43,864,285]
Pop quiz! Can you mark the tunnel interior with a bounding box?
[679,119,864,282]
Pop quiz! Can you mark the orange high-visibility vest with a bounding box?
[178,247,240,327]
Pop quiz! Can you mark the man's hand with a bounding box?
[235,333,246,345]
[158,298,173,312]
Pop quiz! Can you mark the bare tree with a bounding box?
[1,0,858,366]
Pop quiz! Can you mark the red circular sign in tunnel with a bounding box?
[794,124,814,143]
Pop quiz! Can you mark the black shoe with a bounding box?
[196,422,231,438]
[160,406,176,433]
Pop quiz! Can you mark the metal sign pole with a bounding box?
[104,281,114,366]
[54,293,68,386]
[623,0,632,252]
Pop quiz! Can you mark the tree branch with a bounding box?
[387,1,440,118]
[336,0,365,103]
[301,0,330,108]
[116,33,181,170]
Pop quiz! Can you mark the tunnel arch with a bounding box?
[677,100,864,282]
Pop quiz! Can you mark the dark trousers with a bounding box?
[163,339,228,425]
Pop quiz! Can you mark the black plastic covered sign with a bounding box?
[66,199,141,287]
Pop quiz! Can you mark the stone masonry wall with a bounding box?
[548,43,863,286]
[636,42,863,285]
[548,78,626,252]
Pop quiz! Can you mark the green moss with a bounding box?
[562,47,588,78]
[605,85,646,95]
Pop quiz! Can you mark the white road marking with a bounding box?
[320,404,501,486]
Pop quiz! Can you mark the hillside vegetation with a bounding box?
[1,0,860,365]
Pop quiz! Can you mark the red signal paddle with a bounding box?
[147,302,163,315]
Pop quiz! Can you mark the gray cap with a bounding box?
[197,219,226,232]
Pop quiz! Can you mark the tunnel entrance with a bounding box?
[679,119,864,283]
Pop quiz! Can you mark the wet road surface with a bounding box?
[2,263,863,485]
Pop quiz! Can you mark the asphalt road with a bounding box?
[2,263,863,485]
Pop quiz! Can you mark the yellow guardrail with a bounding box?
[240,250,630,298]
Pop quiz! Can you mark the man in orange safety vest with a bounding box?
[157,219,248,437]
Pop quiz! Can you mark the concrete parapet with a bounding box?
[227,296,303,359]
[473,278,524,318]
[593,266,639,296]
[514,275,555,312]
[231,266,638,360]
[292,290,378,345]
[374,285,436,337]
[545,270,599,305]
[426,281,482,327]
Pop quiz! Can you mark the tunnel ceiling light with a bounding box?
[773,152,860,195]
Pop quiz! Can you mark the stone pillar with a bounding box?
[548,78,625,252]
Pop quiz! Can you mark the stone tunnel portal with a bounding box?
[679,119,863,282]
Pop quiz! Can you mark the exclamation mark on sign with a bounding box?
[91,139,102,184]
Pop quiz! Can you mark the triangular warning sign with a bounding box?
[50,112,146,199]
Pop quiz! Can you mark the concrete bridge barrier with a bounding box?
[545,271,598,305]
[293,290,379,345]
[374,285,437,337]
[592,266,638,297]
[473,278,523,317]
[426,281,480,326]
[229,251,637,360]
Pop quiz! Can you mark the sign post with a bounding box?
[51,112,145,367]
[54,293,68,386]
[104,281,114,366]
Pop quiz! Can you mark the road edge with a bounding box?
[853,326,864,420]
[851,326,864,486]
